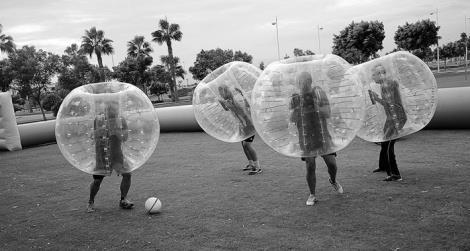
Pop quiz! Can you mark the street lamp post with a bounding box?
[430,9,440,73]
[272,17,280,60]
[317,25,323,54]
[465,16,470,80]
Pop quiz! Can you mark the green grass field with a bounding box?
[1,130,469,249]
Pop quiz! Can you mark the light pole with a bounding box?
[272,17,280,60]
[317,25,323,54]
[430,9,440,72]
[465,16,470,80]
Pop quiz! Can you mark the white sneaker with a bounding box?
[329,178,344,194]
[87,202,95,213]
[306,194,318,206]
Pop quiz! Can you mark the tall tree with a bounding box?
[80,27,114,81]
[332,20,385,64]
[151,18,182,101]
[127,35,153,57]
[0,24,16,54]
[293,48,315,57]
[9,46,62,120]
[439,42,457,70]
[160,55,185,80]
[113,56,153,93]
[58,43,95,91]
[394,19,439,59]
[125,36,154,92]
[189,48,253,81]
[456,32,468,62]
[0,59,14,91]
[294,48,305,56]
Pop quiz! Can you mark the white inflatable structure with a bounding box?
[0,92,22,150]
[1,88,468,150]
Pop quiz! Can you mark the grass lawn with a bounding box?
[435,71,470,89]
[1,130,469,250]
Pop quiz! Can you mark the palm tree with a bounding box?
[0,24,16,54]
[127,36,153,57]
[64,43,80,56]
[80,27,114,81]
[151,18,182,101]
[161,55,185,80]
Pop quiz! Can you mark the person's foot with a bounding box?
[372,168,385,173]
[119,199,134,209]
[87,202,95,213]
[383,175,402,181]
[248,167,262,175]
[329,178,344,194]
[243,164,253,171]
[306,194,318,206]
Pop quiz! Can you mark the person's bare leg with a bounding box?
[305,157,318,205]
[241,141,252,160]
[322,154,343,194]
[88,176,104,212]
[119,173,134,209]
[244,141,257,161]
[305,157,317,195]
[120,173,131,200]
[322,155,337,183]
[246,141,262,175]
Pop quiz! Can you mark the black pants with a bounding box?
[379,140,400,177]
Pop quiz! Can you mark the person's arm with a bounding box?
[94,117,105,138]
[234,88,244,96]
[317,88,331,118]
[391,81,404,107]
[121,117,128,142]
[391,81,407,125]
[218,99,229,111]
[368,90,376,104]
[289,94,300,123]
[370,90,385,105]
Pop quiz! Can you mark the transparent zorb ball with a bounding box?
[55,82,160,175]
[352,51,438,142]
[251,55,365,158]
[192,61,261,142]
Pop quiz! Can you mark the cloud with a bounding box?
[16,37,79,48]
[333,0,375,8]
[61,11,106,24]
[5,24,46,34]
[256,18,307,30]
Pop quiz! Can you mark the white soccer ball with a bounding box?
[145,197,162,214]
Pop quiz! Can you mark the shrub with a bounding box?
[41,93,62,112]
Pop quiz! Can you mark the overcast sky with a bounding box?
[1,0,469,81]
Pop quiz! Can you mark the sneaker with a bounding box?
[87,202,95,213]
[383,175,402,181]
[243,164,253,171]
[248,168,262,175]
[329,178,344,194]
[119,199,134,209]
[306,194,318,206]
[372,168,385,173]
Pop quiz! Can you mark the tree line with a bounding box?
[0,18,468,120]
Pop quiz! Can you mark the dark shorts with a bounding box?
[301,152,337,161]
[243,135,255,143]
